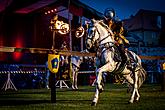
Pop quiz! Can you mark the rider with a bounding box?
[103,8,130,64]
[103,8,134,84]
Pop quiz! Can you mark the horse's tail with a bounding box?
[137,66,147,88]
[128,50,147,88]
[128,50,141,66]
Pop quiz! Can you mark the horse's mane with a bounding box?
[91,19,109,30]
[89,19,114,43]
[93,19,114,36]
[98,20,110,31]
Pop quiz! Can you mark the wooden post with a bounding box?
[48,54,60,103]
[50,26,56,102]
[50,72,56,103]
[161,62,165,91]
[52,31,56,49]
[81,36,83,51]
[162,72,165,91]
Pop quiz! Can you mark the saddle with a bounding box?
[113,46,135,72]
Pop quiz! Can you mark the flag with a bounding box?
[163,62,165,70]
[48,54,60,73]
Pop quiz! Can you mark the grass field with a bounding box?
[0,84,165,110]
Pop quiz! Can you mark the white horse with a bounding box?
[71,50,94,90]
[71,55,83,90]
[86,19,147,106]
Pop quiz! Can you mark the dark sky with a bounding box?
[81,0,165,20]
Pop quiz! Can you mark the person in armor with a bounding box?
[103,8,133,83]
[103,8,130,63]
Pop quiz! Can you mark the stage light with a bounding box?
[50,16,69,35]
[48,11,50,14]
[45,12,48,15]
[58,23,69,35]
[51,10,54,12]
[75,26,85,38]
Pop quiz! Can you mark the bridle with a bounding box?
[86,25,99,47]
[86,20,129,73]
[87,22,114,51]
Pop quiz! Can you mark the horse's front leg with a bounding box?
[91,87,100,106]
[96,62,112,92]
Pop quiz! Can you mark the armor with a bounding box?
[103,8,132,69]
[112,21,129,46]
[104,8,115,20]
[103,8,129,46]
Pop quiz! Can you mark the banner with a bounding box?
[162,62,165,70]
[48,54,60,73]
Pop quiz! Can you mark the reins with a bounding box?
[90,21,128,74]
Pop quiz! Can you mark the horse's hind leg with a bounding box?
[72,67,76,90]
[129,71,139,103]
[74,71,78,89]
[134,88,140,102]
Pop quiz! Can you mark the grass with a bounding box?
[0,84,165,110]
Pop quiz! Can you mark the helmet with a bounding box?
[104,8,115,19]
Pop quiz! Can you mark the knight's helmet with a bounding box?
[104,8,115,20]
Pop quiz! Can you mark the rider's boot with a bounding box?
[125,53,135,71]
[125,53,132,69]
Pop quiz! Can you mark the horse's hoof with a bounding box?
[91,102,97,106]
[134,99,139,103]
[74,88,78,91]
[128,100,133,104]
[72,85,75,90]
[75,87,78,90]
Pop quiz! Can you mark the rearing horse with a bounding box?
[86,19,147,106]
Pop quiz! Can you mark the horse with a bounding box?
[71,50,94,90]
[86,19,147,106]
[71,55,83,90]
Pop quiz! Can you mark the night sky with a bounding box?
[81,0,165,20]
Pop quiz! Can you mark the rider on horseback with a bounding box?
[103,8,132,67]
[103,8,135,84]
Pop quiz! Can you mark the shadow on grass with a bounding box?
[0,99,51,106]
[0,89,49,95]
[57,88,95,92]
[0,99,93,106]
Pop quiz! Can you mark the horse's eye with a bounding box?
[90,30,93,34]
[89,30,94,36]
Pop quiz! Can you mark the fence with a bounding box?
[0,59,164,91]
[0,46,165,90]
[142,59,165,84]
[0,64,47,90]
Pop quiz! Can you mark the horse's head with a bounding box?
[86,19,114,51]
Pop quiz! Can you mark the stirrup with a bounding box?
[127,63,134,71]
